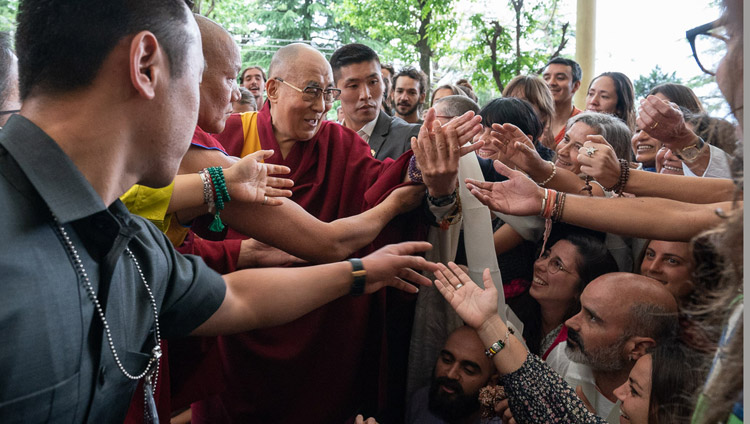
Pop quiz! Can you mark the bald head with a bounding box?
[588,273,678,342]
[592,273,678,313]
[194,14,241,133]
[269,43,329,80]
[194,14,236,65]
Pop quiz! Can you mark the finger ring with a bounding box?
[584,146,597,157]
[455,283,464,289]
[262,195,268,205]
[650,121,659,130]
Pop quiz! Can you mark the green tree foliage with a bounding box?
[0,0,18,32]
[197,0,373,72]
[632,65,682,99]
[335,0,459,89]
[460,0,569,95]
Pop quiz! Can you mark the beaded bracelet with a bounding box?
[407,155,424,184]
[552,192,567,222]
[604,159,631,196]
[205,167,232,232]
[485,327,515,359]
[199,169,215,212]
[537,161,557,187]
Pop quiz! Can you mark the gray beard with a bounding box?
[565,340,628,372]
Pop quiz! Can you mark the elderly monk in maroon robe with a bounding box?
[180,43,482,423]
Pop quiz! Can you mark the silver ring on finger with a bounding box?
[455,283,464,289]
[262,195,268,205]
[584,146,597,157]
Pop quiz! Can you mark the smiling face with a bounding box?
[530,240,582,308]
[631,126,661,168]
[429,327,495,422]
[241,67,265,101]
[556,121,597,174]
[655,147,684,175]
[542,63,579,104]
[268,49,334,143]
[640,240,694,299]
[614,354,652,424]
[336,59,383,130]
[586,76,618,115]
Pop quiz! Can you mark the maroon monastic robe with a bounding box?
[189,104,426,423]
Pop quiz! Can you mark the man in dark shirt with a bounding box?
[0,1,435,422]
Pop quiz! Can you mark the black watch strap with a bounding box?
[348,258,367,296]
[427,190,457,207]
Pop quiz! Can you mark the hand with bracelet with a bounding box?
[410,108,483,197]
[576,135,623,189]
[637,95,705,161]
[222,149,294,206]
[432,262,528,375]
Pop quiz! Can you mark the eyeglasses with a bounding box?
[538,249,575,276]
[274,77,341,104]
[686,20,728,76]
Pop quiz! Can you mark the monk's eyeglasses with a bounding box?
[274,78,341,104]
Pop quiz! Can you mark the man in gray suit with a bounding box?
[331,44,420,160]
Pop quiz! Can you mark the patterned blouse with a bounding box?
[501,354,607,423]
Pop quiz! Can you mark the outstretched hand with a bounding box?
[576,135,620,188]
[361,241,438,295]
[412,108,483,197]
[637,95,695,149]
[223,149,293,206]
[465,160,543,216]
[433,263,498,329]
[489,123,545,176]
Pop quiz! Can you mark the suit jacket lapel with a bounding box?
[368,112,390,157]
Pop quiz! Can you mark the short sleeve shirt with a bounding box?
[0,115,226,423]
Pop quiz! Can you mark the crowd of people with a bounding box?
[0,0,743,423]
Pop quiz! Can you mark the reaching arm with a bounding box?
[167,149,293,213]
[191,241,437,335]
[433,263,606,424]
[577,136,738,203]
[178,146,424,263]
[466,160,739,242]
[487,123,604,196]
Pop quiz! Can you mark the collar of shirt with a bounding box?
[0,114,108,223]
[356,110,380,143]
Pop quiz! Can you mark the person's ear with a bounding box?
[571,80,581,94]
[419,91,426,104]
[129,31,162,100]
[266,78,279,102]
[625,336,656,362]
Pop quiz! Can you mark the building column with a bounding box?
[574,0,596,110]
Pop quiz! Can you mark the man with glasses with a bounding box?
[198,42,482,423]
